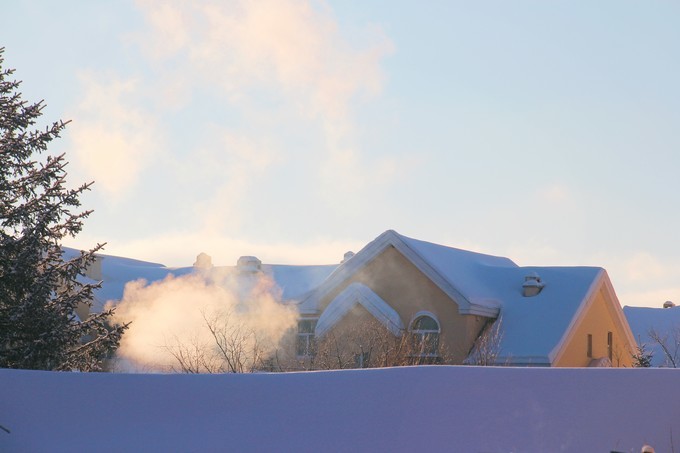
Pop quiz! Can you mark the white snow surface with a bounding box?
[1,366,678,452]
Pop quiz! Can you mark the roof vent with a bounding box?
[341,251,355,263]
[237,256,261,272]
[193,252,213,269]
[663,300,675,309]
[522,272,545,297]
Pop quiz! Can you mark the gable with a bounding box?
[549,272,637,367]
[315,283,404,337]
[311,244,490,364]
[491,266,609,366]
[303,230,510,317]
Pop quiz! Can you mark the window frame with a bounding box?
[408,312,441,358]
[296,318,318,358]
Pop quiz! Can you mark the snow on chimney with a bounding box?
[341,251,355,263]
[237,256,261,272]
[193,252,213,269]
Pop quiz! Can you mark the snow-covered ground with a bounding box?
[1,366,678,452]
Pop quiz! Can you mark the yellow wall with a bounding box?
[317,246,489,363]
[554,285,633,367]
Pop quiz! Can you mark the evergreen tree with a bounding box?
[0,48,127,371]
[632,339,653,368]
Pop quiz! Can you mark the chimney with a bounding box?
[522,272,545,297]
[237,256,261,272]
[193,252,213,269]
[341,251,355,263]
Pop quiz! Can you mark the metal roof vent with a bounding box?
[237,256,261,272]
[663,300,675,309]
[522,272,545,297]
[341,251,355,263]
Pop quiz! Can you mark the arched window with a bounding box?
[410,314,440,357]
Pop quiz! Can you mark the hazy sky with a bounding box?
[3,1,680,308]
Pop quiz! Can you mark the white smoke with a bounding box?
[111,263,298,372]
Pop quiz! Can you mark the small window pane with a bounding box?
[296,337,307,356]
[413,316,438,331]
[409,315,440,357]
[298,320,315,333]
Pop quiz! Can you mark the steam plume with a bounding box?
[111,263,297,372]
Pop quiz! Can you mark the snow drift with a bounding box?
[1,366,678,452]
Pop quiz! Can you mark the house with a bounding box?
[78,230,637,368]
[293,230,637,367]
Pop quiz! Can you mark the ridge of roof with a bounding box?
[303,230,512,317]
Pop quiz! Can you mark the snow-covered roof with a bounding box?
[93,254,190,311]
[303,230,517,317]
[489,265,604,365]
[263,263,338,301]
[65,248,338,310]
[624,305,680,367]
[301,230,627,365]
[68,230,634,365]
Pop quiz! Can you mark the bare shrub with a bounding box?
[164,309,272,373]
[648,327,680,368]
[465,317,503,366]
[298,317,452,371]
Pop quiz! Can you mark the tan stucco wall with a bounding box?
[317,246,489,363]
[554,285,633,367]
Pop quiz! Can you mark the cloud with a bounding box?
[538,183,573,204]
[568,250,680,308]
[68,230,363,268]
[134,0,392,119]
[622,252,669,282]
[617,287,680,309]
[191,130,281,234]
[66,0,397,251]
[67,73,161,197]
[131,0,396,197]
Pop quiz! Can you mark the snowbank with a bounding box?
[1,366,678,452]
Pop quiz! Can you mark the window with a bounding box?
[607,331,613,361]
[410,315,440,357]
[354,351,370,368]
[296,319,317,358]
[587,334,593,358]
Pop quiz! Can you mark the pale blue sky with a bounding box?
[3,1,680,307]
